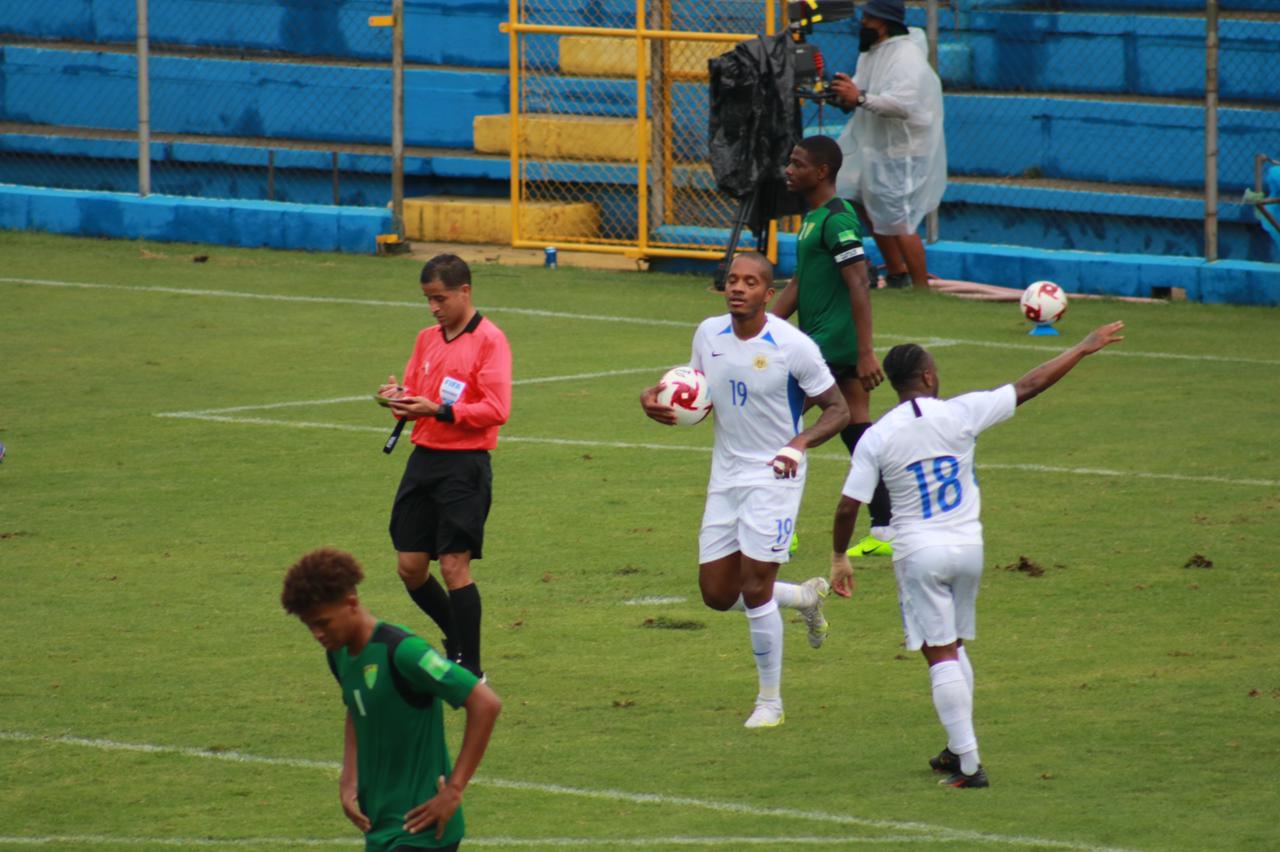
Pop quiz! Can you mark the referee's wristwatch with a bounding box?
[855,92,867,108]
[434,403,455,422]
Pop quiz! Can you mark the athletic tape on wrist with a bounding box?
[772,446,804,476]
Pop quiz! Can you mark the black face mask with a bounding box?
[859,25,879,52]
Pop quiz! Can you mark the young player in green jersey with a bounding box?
[282,548,501,852]
[772,135,896,561]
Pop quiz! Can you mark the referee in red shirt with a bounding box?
[378,254,512,679]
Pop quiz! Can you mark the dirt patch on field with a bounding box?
[642,616,705,631]
[999,556,1046,577]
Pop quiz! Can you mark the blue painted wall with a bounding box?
[0,185,392,253]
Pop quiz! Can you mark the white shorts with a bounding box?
[893,544,984,651]
[698,484,803,565]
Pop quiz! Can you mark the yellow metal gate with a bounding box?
[499,0,780,261]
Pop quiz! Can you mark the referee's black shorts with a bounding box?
[390,447,492,559]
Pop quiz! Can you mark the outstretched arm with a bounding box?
[1014,321,1125,406]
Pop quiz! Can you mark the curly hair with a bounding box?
[281,548,365,616]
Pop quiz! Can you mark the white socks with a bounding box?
[770,581,818,610]
[929,660,980,774]
[957,644,975,694]
[745,599,783,703]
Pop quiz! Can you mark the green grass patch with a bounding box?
[1,231,1278,851]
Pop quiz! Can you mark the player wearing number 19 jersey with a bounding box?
[642,253,849,729]
[830,321,1126,788]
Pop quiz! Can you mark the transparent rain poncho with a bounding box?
[835,30,947,236]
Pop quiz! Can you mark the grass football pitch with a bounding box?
[1,231,1277,851]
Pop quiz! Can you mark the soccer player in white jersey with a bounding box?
[830,321,1125,784]
[641,252,849,728]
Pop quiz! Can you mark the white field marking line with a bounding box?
[624,595,689,605]
[0,836,1025,848]
[167,367,670,417]
[0,838,357,848]
[5,275,1277,367]
[0,731,1131,852]
[0,276,694,328]
[150,410,1280,489]
[0,836,993,848]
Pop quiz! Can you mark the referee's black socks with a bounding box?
[840,422,894,532]
[449,583,483,678]
[408,575,460,661]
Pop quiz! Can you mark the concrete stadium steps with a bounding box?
[4,128,1271,262]
[473,114,638,161]
[0,45,508,150]
[805,6,1277,103]
[403,196,600,244]
[985,1,1276,11]
[3,0,512,67]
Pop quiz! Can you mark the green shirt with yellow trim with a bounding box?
[327,622,479,852]
[794,197,866,368]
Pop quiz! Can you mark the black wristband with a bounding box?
[434,403,455,423]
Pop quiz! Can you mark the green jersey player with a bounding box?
[282,548,501,852]
[771,135,895,559]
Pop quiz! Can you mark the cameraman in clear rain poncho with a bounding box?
[829,0,946,290]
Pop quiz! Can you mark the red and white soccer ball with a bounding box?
[1020,280,1069,324]
[656,366,712,426]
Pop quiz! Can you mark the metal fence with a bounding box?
[1,0,395,209]
[505,0,780,260]
[910,0,1278,264]
[2,1,1275,265]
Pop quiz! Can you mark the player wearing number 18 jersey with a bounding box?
[830,321,1126,788]
[642,253,849,728]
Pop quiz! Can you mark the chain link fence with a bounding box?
[3,1,1275,264]
[508,0,778,256]
[1,1,396,207]
[798,1,1279,265]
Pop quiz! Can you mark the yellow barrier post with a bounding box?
[634,0,649,255]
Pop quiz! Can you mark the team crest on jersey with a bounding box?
[418,648,452,680]
[753,354,769,371]
[363,664,378,689]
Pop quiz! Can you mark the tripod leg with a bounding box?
[714,193,755,291]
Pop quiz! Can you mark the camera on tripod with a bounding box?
[705,0,861,289]
[786,0,859,106]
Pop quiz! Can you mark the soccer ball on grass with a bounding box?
[656,366,711,426]
[1020,280,1068,324]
